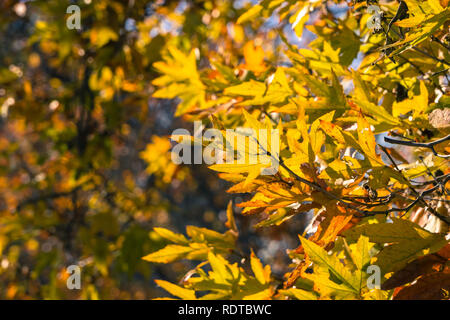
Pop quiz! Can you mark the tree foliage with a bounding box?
[0,0,449,300]
[146,0,450,300]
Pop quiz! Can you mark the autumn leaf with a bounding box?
[155,280,197,300]
[381,253,447,290]
[8,0,450,301]
[300,236,360,297]
[142,244,195,263]
[279,288,318,300]
[343,218,449,274]
[242,41,266,75]
[393,273,450,300]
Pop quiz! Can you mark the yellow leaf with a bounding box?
[237,5,263,24]
[142,245,193,263]
[250,250,270,284]
[392,81,428,118]
[394,15,426,27]
[352,70,375,104]
[152,47,206,116]
[429,0,444,13]
[300,237,359,294]
[225,200,238,234]
[155,280,196,300]
[243,109,266,130]
[186,225,235,247]
[153,227,189,245]
[310,111,335,155]
[243,41,266,74]
[290,5,310,38]
[208,251,234,284]
[319,120,345,144]
[357,116,383,166]
[242,288,273,300]
[223,80,266,97]
[279,288,318,300]
[89,27,118,48]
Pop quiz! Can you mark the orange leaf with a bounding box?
[243,41,266,74]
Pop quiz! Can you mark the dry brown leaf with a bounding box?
[393,272,450,300]
[429,108,450,129]
[381,254,447,290]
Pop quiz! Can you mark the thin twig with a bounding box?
[411,46,450,66]
[380,146,450,224]
[384,134,450,159]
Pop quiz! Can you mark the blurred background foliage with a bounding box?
[0,0,306,299]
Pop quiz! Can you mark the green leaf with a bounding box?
[353,98,401,127]
[300,237,359,294]
[343,218,448,274]
[346,235,374,295]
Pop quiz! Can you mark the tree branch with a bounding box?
[384,134,450,159]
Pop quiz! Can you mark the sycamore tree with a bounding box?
[0,0,449,300]
[144,0,450,300]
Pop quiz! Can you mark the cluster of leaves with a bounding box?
[0,0,250,299]
[145,0,450,300]
[0,0,448,300]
